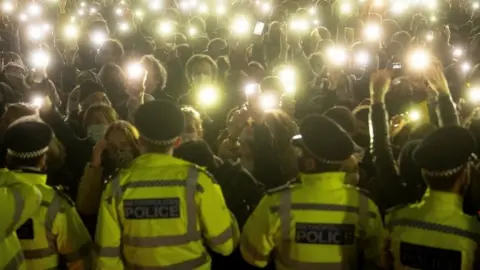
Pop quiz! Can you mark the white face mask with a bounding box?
[192,74,212,85]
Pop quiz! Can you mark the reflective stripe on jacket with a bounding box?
[240,172,385,269]
[95,153,239,270]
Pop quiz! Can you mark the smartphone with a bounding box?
[253,22,265,35]
[392,62,402,69]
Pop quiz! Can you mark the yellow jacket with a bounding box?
[0,169,42,269]
[385,190,480,270]
[14,170,93,270]
[76,163,105,216]
[95,153,239,269]
[241,172,384,269]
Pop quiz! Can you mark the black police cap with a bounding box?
[292,115,355,164]
[5,118,52,159]
[134,100,185,145]
[414,126,476,177]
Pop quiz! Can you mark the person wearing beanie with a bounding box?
[241,115,384,269]
[4,118,92,269]
[95,100,239,269]
[385,126,480,270]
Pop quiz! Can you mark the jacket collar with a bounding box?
[300,172,346,189]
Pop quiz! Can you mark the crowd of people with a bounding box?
[1,0,480,268]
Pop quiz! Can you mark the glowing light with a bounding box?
[31,96,44,108]
[260,94,278,110]
[188,27,198,36]
[355,51,369,66]
[363,23,381,41]
[231,16,250,35]
[30,50,50,69]
[2,2,14,13]
[27,3,42,16]
[469,88,480,103]
[197,86,218,107]
[261,2,271,13]
[453,48,463,58]
[216,5,225,15]
[409,49,430,71]
[278,66,296,93]
[119,22,129,32]
[408,110,421,122]
[426,32,434,41]
[474,2,479,10]
[462,62,471,73]
[91,31,107,46]
[340,3,352,14]
[326,47,348,66]
[127,63,145,79]
[64,24,78,39]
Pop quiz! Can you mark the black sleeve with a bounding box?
[252,123,284,189]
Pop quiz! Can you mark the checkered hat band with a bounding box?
[141,135,178,146]
[7,146,49,159]
[423,164,465,177]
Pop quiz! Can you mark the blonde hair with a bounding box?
[83,104,118,127]
[105,120,141,155]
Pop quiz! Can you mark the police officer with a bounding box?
[240,115,385,269]
[4,117,93,269]
[95,100,239,269]
[385,126,480,269]
[0,168,42,269]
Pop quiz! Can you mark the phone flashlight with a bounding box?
[64,24,78,39]
[127,63,145,79]
[135,9,144,18]
[469,87,480,103]
[216,5,225,15]
[364,23,381,41]
[462,62,471,73]
[28,25,44,41]
[408,110,421,122]
[453,48,464,58]
[245,83,259,96]
[31,96,45,108]
[261,2,271,13]
[189,27,198,36]
[30,50,50,69]
[278,67,296,94]
[260,93,278,110]
[158,21,173,36]
[409,49,430,71]
[426,32,434,42]
[340,3,352,15]
[91,31,107,46]
[2,2,14,13]
[253,22,265,35]
[327,46,348,66]
[430,15,437,22]
[115,7,124,15]
[119,22,129,32]
[27,3,41,16]
[355,51,369,67]
[290,19,309,32]
[474,2,479,10]
[198,3,208,13]
[197,86,218,107]
[231,16,250,36]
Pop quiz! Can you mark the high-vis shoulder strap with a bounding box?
[5,189,24,236]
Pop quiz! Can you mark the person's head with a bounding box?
[308,52,325,74]
[181,106,203,142]
[0,103,37,133]
[185,54,218,85]
[315,39,335,53]
[352,105,370,147]
[392,31,412,48]
[5,117,52,171]
[78,80,110,112]
[189,16,207,34]
[248,62,265,82]
[216,56,230,80]
[414,126,476,195]
[135,100,185,154]
[3,62,28,89]
[174,33,188,45]
[98,63,128,103]
[95,39,124,66]
[104,121,141,168]
[324,106,356,135]
[176,44,194,65]
[315,27,331,40]
[382,20,401,42]
[141,55,168,94]
[173,140,216,170]
[260,76,284,95]
[3,52,23,66]
[190,36,210,54]
[207,38,228,59]
[83,104,118,142]
[292,115,355,174]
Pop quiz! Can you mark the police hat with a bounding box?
[292,115,355,164]
[5,117,52,159]
[414,126,476,177]
[134,100,185,146]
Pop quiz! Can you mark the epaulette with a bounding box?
[53,186,75,206]
[266,178,301,195]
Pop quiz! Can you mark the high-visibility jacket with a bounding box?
[0,168,42,270]
[385,190,480,270]
[95,153,239,270]
[241,172,385,269]
[14,170,93,269]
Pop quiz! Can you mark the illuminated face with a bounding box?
[191,60,213,80]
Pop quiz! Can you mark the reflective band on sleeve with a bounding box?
[63,242,92,262]
[279,190,292,241]
[123,231,202,247]
[389,218,480,243]
[4,250,25,270]
[45,194,62,233]
[208,226,233,246]
[111,175,122,203]
[185,166,199,240]
[358,194,369,239]
[126,252,208,270]
[122,180,204,193]
[97,246,121,258]
[241,238,269,261]
[23,247,56,259]
[270,203,377,218]
[6,189,24,235]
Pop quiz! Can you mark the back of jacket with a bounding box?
[385,190,480,270]
[95,153,239,270]
[241,172,384,270]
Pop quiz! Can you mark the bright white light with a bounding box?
[90,7,97,13]
[279,67,296,93]
[64,24,78,39]
[355,51,369,66]
[327,47,348,66]
[158,21,174,36]
[19,13,27,21]
[119,22,129,32]
[408,110,421,121]
[115,7,124,15]
[340,3,352,14]
[474,2,479,9]
[260,94,278,110]
[80,2,86,7]
[28,25,43,41]
[261,2,271,13]
[391,1,407,14]
[179,1,190,10]
[364,23,381,41]
[31,96,44,108]
[373,0,383,7]
[308,7,316,15]
[198,86,218,107]
[198,3,208,13]
[462,62,471,73]
[453,48,463,58]
[216,5,225,15]
[245,83,258,95]
[231,16,250,35]
[78,9,85,16]
[127,63,144,79]
[312,19,320,26]
[470,88,480,103]
[27,3,42,16]
[409,49,430,70]
[189,27,197,36]
[30,50,50,69]
[430,15,437,22]
[150,1,161,10]
[42,23,51,32]
[290,19,309,32]
[426,0,437,10]
[91,31,107,46]
[2,2,14,13]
